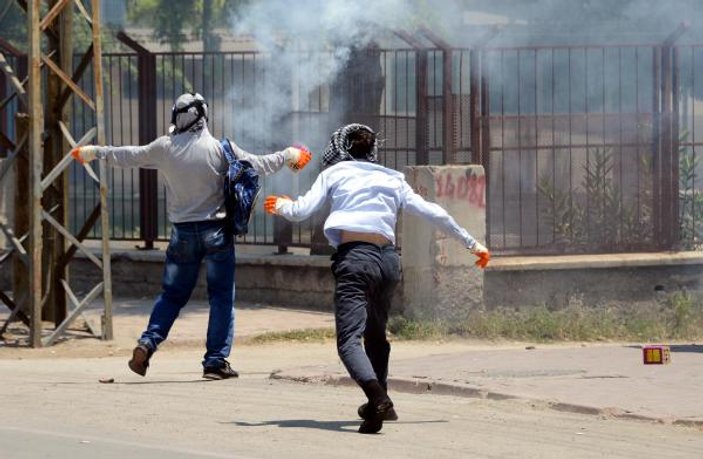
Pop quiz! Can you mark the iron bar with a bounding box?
[27,0,43,348]
[469,49,480,163]
[92,0,112,341]
[42,281,103,346]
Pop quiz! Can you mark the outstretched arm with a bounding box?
[229,141,311,176]
[264,173,328,222]
[72,137,168,169]
[401,182,490,267]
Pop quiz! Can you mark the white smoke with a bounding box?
[231,0,418,67]
[226,0,421,148]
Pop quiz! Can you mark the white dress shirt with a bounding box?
[276,161,478,249]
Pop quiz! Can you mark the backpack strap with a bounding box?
[220,138,236,165]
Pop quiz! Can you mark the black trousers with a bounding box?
[331,241,401,388]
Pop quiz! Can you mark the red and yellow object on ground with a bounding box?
[642,345,671,364]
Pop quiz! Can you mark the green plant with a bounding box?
[245,328,336,344]
[666,290,703,339]
[537,177,583,244]
[387,316,446,340]
[678,130,703,250]
[383,292,703,343]
[538,147,652,250]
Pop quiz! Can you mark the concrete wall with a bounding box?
[401,165,486,322]
[10,248,703,315]
[69,249,338,311]
[485,252,703,309]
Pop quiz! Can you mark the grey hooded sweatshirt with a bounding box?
[96,126,290,223]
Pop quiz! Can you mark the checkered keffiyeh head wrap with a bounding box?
[321,123,378,169]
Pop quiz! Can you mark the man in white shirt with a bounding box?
[264,123,490,434]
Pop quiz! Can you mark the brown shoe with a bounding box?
[358,402,398,421]
[128,344,152,377]
[202,360,239,380]
[358,398,394,434]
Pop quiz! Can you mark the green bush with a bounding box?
[388,291,703,342]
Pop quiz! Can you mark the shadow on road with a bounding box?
[226,419,448,433]
[50,379,213,385]
[625,344,703,353]
[114,379,216,385]
[670,344,703,353]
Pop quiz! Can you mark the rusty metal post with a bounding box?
[655,24,688,249]
[442,47,455,164]
[0,66,6,158]
[651,47,662,247]
[12,114,29,318]
[480,49,491,248]
[419,27,457,164]
[42,0,71,324]
[92,0,112,340]
[480,49,491,169]
[137,51,159,250]
[469,49,480,164]
[27,0,44,348]
[416,49,428,165]
[391,30,428,166]
[116,31,158,250]
[671,47,681,246]
[660,45,674,248]
[273,217,291,255]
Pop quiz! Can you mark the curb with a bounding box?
[270,371,703,429]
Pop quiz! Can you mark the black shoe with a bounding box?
[358,398,394,434]
[128,344,152,377]
[358,402,399,421]
[203,360,239,380]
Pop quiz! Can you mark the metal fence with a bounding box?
[480,43,703,254]
[482,45,660,254]
[70,47,441,249]
[4,39,703,255]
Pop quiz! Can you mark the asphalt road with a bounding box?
[2,344,702,459]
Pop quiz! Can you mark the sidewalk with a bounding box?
[274,342,703,427]
[2,297,702,427]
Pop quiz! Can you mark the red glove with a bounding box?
[475,251,491,269]
[264,195,292,215]
[71,145,98,165]
[470,241,490,269]
[285,146,312,171]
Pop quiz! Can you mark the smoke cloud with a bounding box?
[223,0,703,182]
[224,0,423,206]
[225,0,422,153]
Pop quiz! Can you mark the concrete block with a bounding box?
[402,165,486,321]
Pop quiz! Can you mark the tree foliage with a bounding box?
[127,0,249,51]
[0,1,28,50]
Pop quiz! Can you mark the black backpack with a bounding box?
[220,138,261,236]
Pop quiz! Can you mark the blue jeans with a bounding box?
[138,220,235,369]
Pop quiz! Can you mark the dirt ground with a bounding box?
[0,298,336,359]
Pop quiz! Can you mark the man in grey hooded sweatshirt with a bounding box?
[73,92,311,379]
